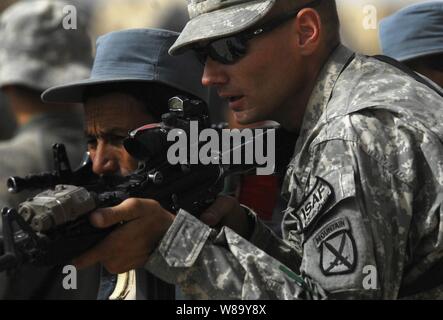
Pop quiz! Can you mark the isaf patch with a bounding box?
[295,177,333,232]
[314,218,357,276]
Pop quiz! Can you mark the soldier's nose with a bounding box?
[202,58,229,88]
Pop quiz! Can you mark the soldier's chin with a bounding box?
[233,110,257,126]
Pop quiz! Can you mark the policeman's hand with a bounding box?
[200,195,252,239]
[72,198,174,274]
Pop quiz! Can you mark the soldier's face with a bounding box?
[84,93,155,176]
[200,15,308,129]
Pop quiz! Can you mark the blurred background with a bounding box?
[55,0,435,54]
[0,0,433,55]
[0,0,435,140]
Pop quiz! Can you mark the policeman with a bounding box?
[71,0,443,299]
[0,0,100,299]
[42,28,208,299]
[379,1,443,88]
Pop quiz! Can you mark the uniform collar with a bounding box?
[296,45,355,148]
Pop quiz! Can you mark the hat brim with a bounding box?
[41,76,159,104]
[169,0,276,55]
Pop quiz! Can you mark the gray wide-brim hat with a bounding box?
[0,0,92,91]
[169,0,276,55]
[42,28,208,103]
[379,1,443,62]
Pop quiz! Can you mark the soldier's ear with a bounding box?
[293,8,321,56]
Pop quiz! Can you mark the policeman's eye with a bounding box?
[86,135,97,148]
[106,134,126,147]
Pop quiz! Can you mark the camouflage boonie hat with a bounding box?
[169,0,276,55]
[0,0,92,91]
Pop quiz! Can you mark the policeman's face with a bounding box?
[200,7,316,131]
[84,93,155,176]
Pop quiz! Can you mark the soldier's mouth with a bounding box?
[228,96,243,102]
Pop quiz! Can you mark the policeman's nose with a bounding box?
[201,58,229,88]
[91,142,119,176]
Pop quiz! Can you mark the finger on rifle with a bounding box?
[200,195,237,227]
[90,199,143,228]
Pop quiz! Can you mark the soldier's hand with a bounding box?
[200,195,252,239]
[72,198,174,274]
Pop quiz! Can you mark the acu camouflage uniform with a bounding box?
[146,45,443,299]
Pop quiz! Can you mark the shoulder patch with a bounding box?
[295,177,333,231]
[314,218,357,276]
[314,217,349,248]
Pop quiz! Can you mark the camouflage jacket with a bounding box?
[146,45,443,299]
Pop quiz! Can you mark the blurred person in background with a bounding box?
[0,0,92,208]
[0,0,17,141]
[379,1,443,88]
[0,0,99,299]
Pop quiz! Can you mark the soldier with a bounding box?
[0,0,98,299]
[379,1,443,88]
[71,0,443,299]
[0,0,92,208]
[42,28,208,299]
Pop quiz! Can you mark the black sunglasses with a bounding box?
[193,0,323,65]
